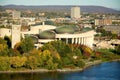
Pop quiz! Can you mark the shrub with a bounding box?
[10,56,27,68]
[0,57,10,71]
[25,56,38,69]
[74,60,85,68]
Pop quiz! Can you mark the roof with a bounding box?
[81,27,93,32]
[55,25,79,34]
[38,30,55,39]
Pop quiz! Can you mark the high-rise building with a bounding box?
[12,10,21,19]
[11,25,21,48]
[71,6,80,19]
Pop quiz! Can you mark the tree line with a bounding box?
[0,36,120,71]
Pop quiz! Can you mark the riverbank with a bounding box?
[0,60,102,73]
[0,59,120,73]
[1,61,120,80]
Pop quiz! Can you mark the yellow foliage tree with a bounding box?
[10,56,27,68]
[26,56,38,69]
[42,50,51,57]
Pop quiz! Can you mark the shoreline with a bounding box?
[0,60,102,73]
[0,59,120,74]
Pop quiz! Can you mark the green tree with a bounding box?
[46,57,57,70]
[74,60,85,68]
[4,36,11,48]
[19,36,34,53]
[0,57,10,71]
[0,38,9,56]
[115,45,120,54]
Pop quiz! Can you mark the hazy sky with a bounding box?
[1,0,120,10]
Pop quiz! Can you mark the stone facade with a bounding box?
[0,28,11,38]
[11,25,21,48]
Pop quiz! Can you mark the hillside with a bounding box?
[1,5,120,14]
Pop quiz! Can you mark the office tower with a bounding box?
[71,6,80,19]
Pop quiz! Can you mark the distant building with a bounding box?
[71,6,81,19]
[103,25,120,35]
[38,13,45,16]
[112,19,120,25]
[95,19,112,26]
[12,10,21,19]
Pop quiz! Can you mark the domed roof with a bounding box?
[31,36,38,43]
[81,27,92,32]
[55,26,79,34]
[44,21,54,25]
[38,30,55,39]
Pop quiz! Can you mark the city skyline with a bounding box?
[0,0,120,10]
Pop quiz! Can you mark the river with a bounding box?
[0,61,120,80]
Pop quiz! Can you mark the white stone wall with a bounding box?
[11,25,21,48]
[0,28,11,38]
[56,30,96,48]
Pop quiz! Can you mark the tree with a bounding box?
[4,36,11,48]
[25,56,38,69]
[115,45,120,54]
[19,36,34,53]
[0,57,10,71]
[46,57,57,70]
[10,56,27,68]
[74,60,85,68]
[0,38,9,56]
[80,45,93,58]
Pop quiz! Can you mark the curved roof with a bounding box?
[44,21,54,25]
[31,25,56,32]
[55,25,79,34]
[31,36,38,43]
[81,27,93,32]
[38,30,55,39]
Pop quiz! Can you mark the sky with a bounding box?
[0,0,120,10]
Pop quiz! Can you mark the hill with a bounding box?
[1,5,120,14]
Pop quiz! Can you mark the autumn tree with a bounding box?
[10,56,27,68]
[25,56,38,69]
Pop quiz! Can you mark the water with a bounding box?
[0,61,120,80]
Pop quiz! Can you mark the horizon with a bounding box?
[1,4,120,11]
[0,0,120,10]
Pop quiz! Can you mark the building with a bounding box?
[21,22,56,37]
[0,28,11,38]
[95,19,112,26]
[11,25,21,48]
[103,25,120,35]
[71,6,81,19]
[12,10,21,19]
[21,22,96,48]
[0,25,21,48]
[0,23,96,49]
[112,19,120,25]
